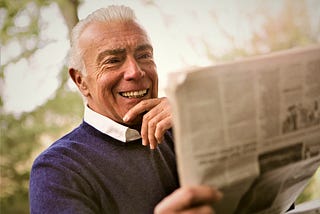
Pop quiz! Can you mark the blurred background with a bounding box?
[1,0,319,213]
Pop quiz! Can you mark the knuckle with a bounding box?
[183,187,197,204]
[148,119,157,128]
[141,131,148,138]
[143,113,151,121]
[155,124,164,137]
[140,99,148,106]
[160,97,167,102]
[140,127,147,137]
[155,122,164,131]
[161,97,169,105]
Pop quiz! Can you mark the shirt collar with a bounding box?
[83,105,141,142]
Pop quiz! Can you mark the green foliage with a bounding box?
[0,1,319,213]
[0,0,50,77]
[204,0,318,63]
[1,113,43,213]
[0,77,83,213]
[250,0,317,53]
[0,0,51,45]
[0,0,82,213]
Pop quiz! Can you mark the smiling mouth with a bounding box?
[119,89,148,98]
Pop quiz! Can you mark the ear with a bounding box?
[69,68,90,97]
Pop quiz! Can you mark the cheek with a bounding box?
[148,68,158,96]
[143,63,157,78]
[98,72,125,102]
[92,74,113,99]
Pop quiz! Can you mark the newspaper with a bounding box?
[166,45,320,214]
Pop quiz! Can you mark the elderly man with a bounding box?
[29,5,222,213]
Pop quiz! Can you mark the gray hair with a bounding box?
[68,5,138,74]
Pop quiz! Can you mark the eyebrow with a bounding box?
[135,44,153,52]
[96,44,153,65]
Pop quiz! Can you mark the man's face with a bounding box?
[78,20,158,124]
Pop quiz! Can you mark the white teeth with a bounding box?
[121,89,147,98]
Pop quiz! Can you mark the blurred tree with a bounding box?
[0,0,81,213]
[250,0,318,53]
[0,0,319,213]
[203,0,319,62]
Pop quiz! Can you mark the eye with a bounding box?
[137,52,153,60]
[105,57,121,64]
[100,56,123,70]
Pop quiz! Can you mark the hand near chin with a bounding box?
[123,97,172,149]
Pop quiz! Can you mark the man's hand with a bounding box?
[154,186,223,214]
[123,97,172,149]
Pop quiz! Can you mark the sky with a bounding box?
[2,0,320,115]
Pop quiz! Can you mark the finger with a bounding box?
[140,108,160,148]
[140,112,149,147]
[147,117,158,149]
[176,186,223,210]
[123,99,160,122]
[154,116,172,143]
[155,205,214,214]
[141,110,161,149]
[140,99,170,148]
[154,186,223,213]
[179,205,214,214]
[144,108,171,149]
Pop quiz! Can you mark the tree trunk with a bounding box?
[56,0,80,37]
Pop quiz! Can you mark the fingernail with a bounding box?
[157,138,163,144]
[142,139,147,146]
[123,115,129,122]
[150,144,155,150]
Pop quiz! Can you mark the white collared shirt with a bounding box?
[83,105,141,142]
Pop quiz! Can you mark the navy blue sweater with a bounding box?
[29,122,179,214]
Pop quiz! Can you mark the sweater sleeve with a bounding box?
[29,152,99,214]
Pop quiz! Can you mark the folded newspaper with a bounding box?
[166,45,320,214]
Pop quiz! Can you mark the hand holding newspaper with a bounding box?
[166,45,320,214]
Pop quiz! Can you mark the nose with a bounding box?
[123,56,144,80]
